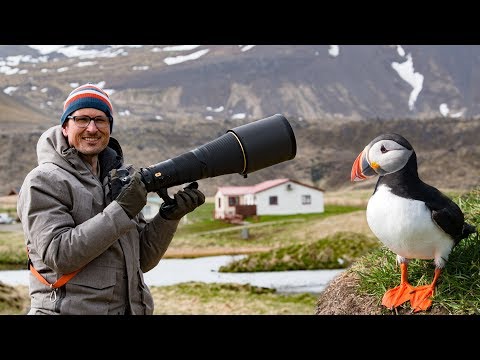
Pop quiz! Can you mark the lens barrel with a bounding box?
[140,114,296,193]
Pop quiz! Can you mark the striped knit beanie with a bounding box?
[60,83,114,132]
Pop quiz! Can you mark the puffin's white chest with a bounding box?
[366,184,453,262]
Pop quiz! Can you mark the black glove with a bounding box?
[160,182,205,220]
[111,169,147,219]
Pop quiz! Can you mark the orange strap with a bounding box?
[27,247,82,289]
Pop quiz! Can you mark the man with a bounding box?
[17,83,205,315]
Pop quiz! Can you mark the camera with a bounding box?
[115,114,297,204]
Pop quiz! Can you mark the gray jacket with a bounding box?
[17,125,180,315]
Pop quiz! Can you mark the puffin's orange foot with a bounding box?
[382,282,415,309]
[409,285,435,312]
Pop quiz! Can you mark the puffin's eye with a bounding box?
[380,145,388,153]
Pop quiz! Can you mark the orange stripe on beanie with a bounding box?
[60,83,114,132]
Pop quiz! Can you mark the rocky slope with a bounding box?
[1,45,479,196]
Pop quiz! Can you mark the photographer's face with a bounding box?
[62,108,110,157]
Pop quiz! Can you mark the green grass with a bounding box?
[219,232,380,272]
[0,231,26,267]
[169,204,364,250]
[174,202,234,234]
[175,203,363,236]
[241,204,365,223]
[353,187,480,314]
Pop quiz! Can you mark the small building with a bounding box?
[141,192,191,224]
[142,194,162,220]
[8,187,21,196]
[0,212,14,224]
[214,178,324,220]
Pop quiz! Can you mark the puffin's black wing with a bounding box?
[419,183,472,244]
[430,206,465,243]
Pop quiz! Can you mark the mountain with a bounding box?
[0,45,479,196]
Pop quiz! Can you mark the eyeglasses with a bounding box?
[67,115,112,129]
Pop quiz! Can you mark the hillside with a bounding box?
[1,45,479,196]
[1,116,479,197]
[3,45,480,121]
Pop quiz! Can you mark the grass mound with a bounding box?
[219,231,380,272]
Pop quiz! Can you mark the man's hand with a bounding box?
[160,182,206,220]
[111,169,147,219]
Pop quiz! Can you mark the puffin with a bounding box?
[350,133,477,312]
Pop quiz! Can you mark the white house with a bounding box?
[214,178,324,220]
[142,193,162,220]
[141,193,190,224]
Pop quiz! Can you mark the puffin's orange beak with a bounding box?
[351,148,377,182]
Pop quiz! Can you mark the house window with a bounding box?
[302,195,311,205]
[218,198,221,208]
[228,196,239,206]
[269,196,278,205]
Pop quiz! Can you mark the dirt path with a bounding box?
[195,218,305,235]
[0,223,22,232]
